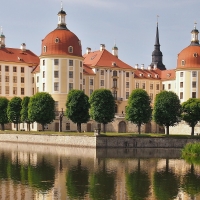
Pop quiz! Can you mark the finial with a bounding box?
[157,15,159,24]
[61,1,63,10]
[0,26,3,35]
[194,21,197,29]
[114,38,116,47]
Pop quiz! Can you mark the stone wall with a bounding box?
[0,133,200,148]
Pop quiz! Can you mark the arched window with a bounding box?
[113,70,117,76]
[68,46,73,53]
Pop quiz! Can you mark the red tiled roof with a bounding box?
[83,49,133,69]
[32,64,40,73]
[0,47,39,66]
[83,64,95,75]
[159,69,176,80]
[134,68,161,79]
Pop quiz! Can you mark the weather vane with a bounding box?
[194,21,197,29]
[157,15,159,24]
[61,1,63,10]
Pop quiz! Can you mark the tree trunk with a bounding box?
[103,123,106,133]
[166,125,169,135]
[42,124,45,131]
[138,124,141,134]
[16,123,19,131]
[27,123,30,131]
[77,123,81,133]
[1,123,4,131]
[191,126,194,136]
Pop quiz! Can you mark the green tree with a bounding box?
[28,92,55,131]
[7,97,22,131]
[153,91,181,135]
[125,89,152,134]
[181,98,200,136]
[65,90,90,132]
[21,96,32,131]
[0,97,9,131]
[89,89,115,133]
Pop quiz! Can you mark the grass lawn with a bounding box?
[0,130,200,138]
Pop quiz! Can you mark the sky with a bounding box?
[0,0,200,69]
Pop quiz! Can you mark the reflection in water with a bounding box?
[0,143,200,199]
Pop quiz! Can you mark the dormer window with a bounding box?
[181,60,185,66]
[155,74,159,78]
[43,46,47,52]
[55,38,59,43]
[193,53,198,57]
[148,74,151,77]
[140,73,143,77]
[68,46,73,53]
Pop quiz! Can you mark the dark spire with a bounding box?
[150,22,166,70]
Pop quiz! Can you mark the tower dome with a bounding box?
[177,24,200,69]
[41,6,82,57]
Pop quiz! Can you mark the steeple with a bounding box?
[150,21,166,70]
[0,27,5,48]
[190,22,199,46]
[57,2,68,30]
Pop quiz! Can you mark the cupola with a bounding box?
[0,27,5,48]
[57,2,67,29]
[112,44,118,57]
[190,22,199,46]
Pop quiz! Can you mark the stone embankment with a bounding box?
[0,133,200,148]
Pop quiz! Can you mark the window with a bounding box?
[54,82,59,91]
[101,70,104,75]
[192,71,197,77]
[126,92,129,99]
[113,78,117,88]
[32,77,34,84]
[192,92,196,98]
[142,83,145,89]
[80,84,82,90]
[54,59,59,65]
[69,60,73,66]
[112,90,117,100]
[113,70,117,76]
[21,77,24,83]
[0,86,1,94]
[168,84,171,89]
[80,61,82,67]
[90,79,93,86]
[150,84,153,90]
[5,76,9,82]
[37,76,39,83]
[43,46,47,52]
[32,88,34,95]
[5,66,9,72]
[83,79,85,85]
[180,72,184,77]
[13,87,17,95]
[0,75,1,82]
[43,60,45,66]
[43,83,45,91]
[54,101,59,112]
[192,81,196,88]
[5,86,9,94]
[181,60,185,66]
[90,89,93,95]
[0,65,1,71]
[69,71,73,78]
[126,72,129,77]
[150,93,153,100]
[37,87,39,92]
[126,82,129,88]
[21,67,24,73]
[54,71,59,78]
[21,88,24,95]
[43,71,45,78]
[180,82,183,88]
[80,72,82,79]
[66,123,70,130]
[163,84,165,90]
[68,46,73,53]
[180,92,183,99]
[136,82,139,89]
[156,84,159,90]
[13,66,17,72]
[101,80,104,86]
[55,38,59,43]
[69,83,73,91]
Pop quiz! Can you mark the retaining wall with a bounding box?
[0,133,200,148]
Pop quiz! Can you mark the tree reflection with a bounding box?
[66,160,89,199]
[89,164,115,200]
[153,159,179,200]
[0,153,9,179]
[126,159,150,200]
[28,157,55,192]
[182,164,200,199]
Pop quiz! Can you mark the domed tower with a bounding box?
[0,27,5,48]
[150,23,166,70]
[38,4,83,113]
[176,23,200,102]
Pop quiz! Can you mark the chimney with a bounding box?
[135,64,138,69]
[141,64,144,70]
[21,43,26,52]
[86,47,91,54]
[100,44,105,51]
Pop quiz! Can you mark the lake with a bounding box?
[0,142,200,200]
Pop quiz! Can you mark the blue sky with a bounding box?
[0,0,200,69]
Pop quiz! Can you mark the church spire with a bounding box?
[150,20,166,70]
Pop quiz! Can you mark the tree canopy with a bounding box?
[125,89,152,134]
[28,92,55,131]
[89,89,115,133]
[153,91,181,135]
[181,98,200,136]
[7,97,22,131]
[0,97,9,130]
[65,90,90,132]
